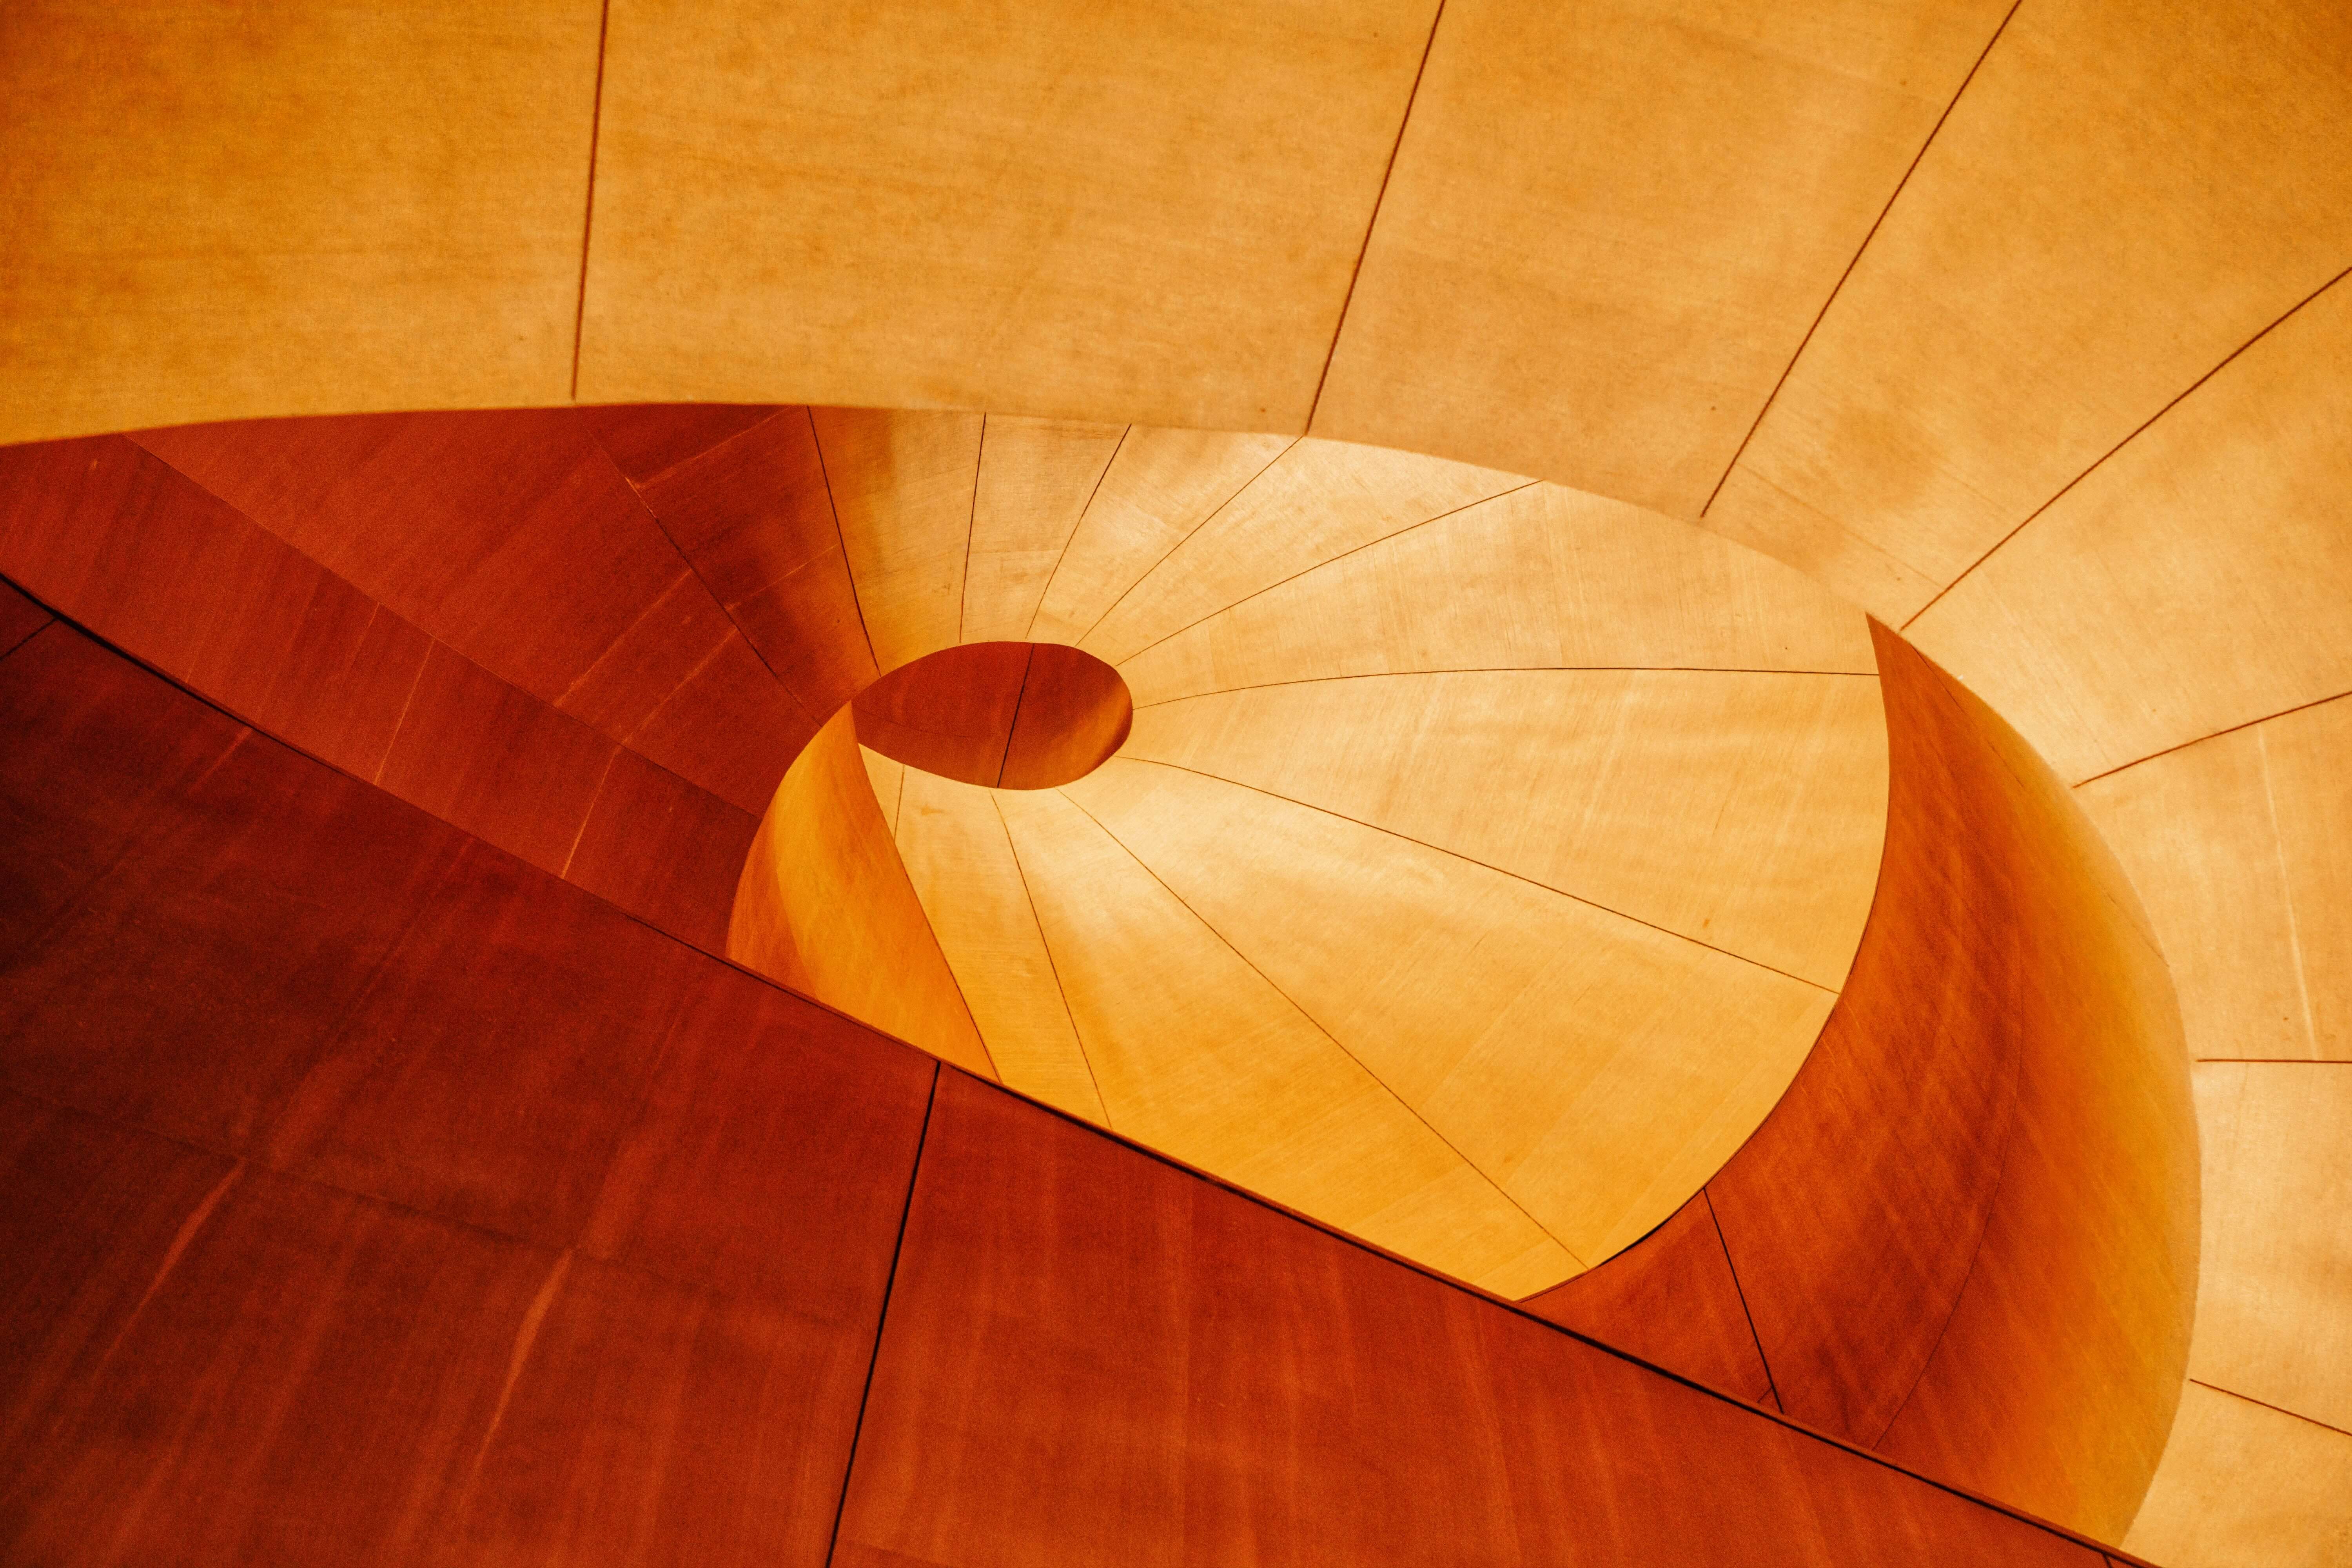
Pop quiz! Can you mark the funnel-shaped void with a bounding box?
[853,641,1131,789]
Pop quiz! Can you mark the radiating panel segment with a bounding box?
[1123,670,1886,987]
[1081,439,1525,666]
[1028,428,1293,646]
[994,786,1573,1296]
[1317,0,2011,517]
[962,417,1127,644]
[812,408,982,673]
[1067,758,1835,1265]
[2125,1382,2352,1568]
[1713,0,2352,622]
[893,770,1107,1126]
[1909,277,2352,784]
[1120,482,1876,706]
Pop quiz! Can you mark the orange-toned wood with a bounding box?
[1522,1191,1776,1408]
[730,705,993,1077]
[1560,622,2196,1541]
[852,640,1131,791]
[0,435,759,956]
[0,579,49,658]
[0,623,938,1568]
[585,402,785,487]
[837,1069,2109,1567]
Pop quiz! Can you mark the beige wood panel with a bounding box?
[1027,429,1294,647]
[992,786,1573,1297]
[0,1,597,445]
[1065,758,1835,1267]
[892,771,1107,1127]
[811,408,981,674]
[2124,1381,2352,1568]
[1316,0,2010,520]
[576,0,1439,431]
[1908,277,2352,784]
[860,746,906,839]
[962,418,1127,646]
[1083,439,1526,667]
[1123,670,1886,987]
[2081,697,2352,1064]
[2189,1062,2352,1434]
[1711,0,2352,622]
[728,707,991,1078]
[1120,482,1876,707]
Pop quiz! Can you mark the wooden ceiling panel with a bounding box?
[1028,428,1294,647]
[1713,0,2352,621]
[1907,277,2352,784]
[578,0,1439,430]
[1123,669,1886,987]
[811,408,982,674]
[2123,1381,2352,1568]
[891,770,1107,1127]
[1314,0,2012,517]
[1082,438,1524,668]
[1119,481,1877,707]
[992,784,1574,1296]
[0,0,599,446]
[1065,757,1834,1267]
[962,416,1127,645]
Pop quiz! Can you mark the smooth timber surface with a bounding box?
[0,612,2148,1568]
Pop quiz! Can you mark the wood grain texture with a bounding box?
[0,623,938,1568]
[993,785,1572,1296]
[1711,0,2352,622]
[2123,1382,2352,1568]
[962,416,1127,644]
[577,0,1439,430]
[1908,273,2352,785]
[0,0,599,445]
[812,408,984,675]
[1555,624,2196,1542]
[852,641,1132,793]
[1122,668,1886,987]
[1317,0,2013,518]
[837,1069,2106,1568]
[728,706,992,1078]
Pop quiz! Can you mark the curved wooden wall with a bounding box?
[7,0,2348,1556]
[0,614,2154,1568]
[1530,623,2197,1542]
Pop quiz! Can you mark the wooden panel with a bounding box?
[1907,275,2352,783]
[1027,427,1294,647]
[993,786,1571,1295]
[586,402,785,487]
[962,416,1127,644]
[812,408,982,673]
[1064,757,1834,1269]
[838,1070,2104,1568]
[2080,696,2352,1063]
[375,642,618,877]
[1318,0,2011,517]
[1123,668,1886,987]
[563,745,760,956]
[851,641,1034,786]
[2189,1062,2352,1434]
[0,618,247,962]
[1521,1192,1777,1406]
[2122,1382,2352,1568]
[0,579,51,659]
[860,746,907,837]
[0,723,463,1158]
[892,771,1107,1125]
[1000,642,1134,791]
[1119,480,1877,708]
[579,0,1438,430]
[262,838,701,1250]
[728,706,992,1077]
[630,407,874,725]
[0,435,435,785]
[0,0,597,445]
[1712,0,2352,622]
[1081,437,1524,667]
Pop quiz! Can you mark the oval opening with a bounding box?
[852,641,1131,790]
